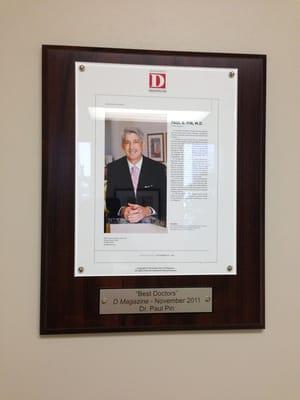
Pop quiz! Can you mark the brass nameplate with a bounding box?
[99,288,212,314]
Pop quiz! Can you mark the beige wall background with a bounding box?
[1,1,300,399]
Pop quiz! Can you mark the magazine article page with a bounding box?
[75,63,237,276]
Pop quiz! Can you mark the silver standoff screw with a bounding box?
[229,71,235,78]
[101,298,108,304]
[79,64,85,72]
[227,265,233,272]
[205,296,211,303]
[78,266,84,273]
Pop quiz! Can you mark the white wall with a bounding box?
[1,1,300,399]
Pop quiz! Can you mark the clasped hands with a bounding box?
[122,203,152,223]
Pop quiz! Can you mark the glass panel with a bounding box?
[75,63,237,276]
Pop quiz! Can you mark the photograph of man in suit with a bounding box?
[105,127,166,225]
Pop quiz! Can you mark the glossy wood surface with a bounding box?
[41,45,265,333]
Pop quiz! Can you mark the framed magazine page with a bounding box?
[41,45,265,333]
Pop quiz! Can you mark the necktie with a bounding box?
[131,165,139,194]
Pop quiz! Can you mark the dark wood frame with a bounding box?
[41,45,266,334]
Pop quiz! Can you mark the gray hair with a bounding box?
[122,127,144,142]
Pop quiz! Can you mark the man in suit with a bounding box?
[106,127,166,224]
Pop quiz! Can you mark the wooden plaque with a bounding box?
[41,45,265,333]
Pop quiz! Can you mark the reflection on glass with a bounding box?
[79,142,91,177]
[88,107,210,124]
[78,142,91,199]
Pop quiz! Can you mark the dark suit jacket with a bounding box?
[106,156,166,222]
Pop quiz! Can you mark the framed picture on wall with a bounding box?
[147,133,165,162]
[41,45,266,334]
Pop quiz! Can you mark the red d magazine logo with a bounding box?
[149,72,166,90]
